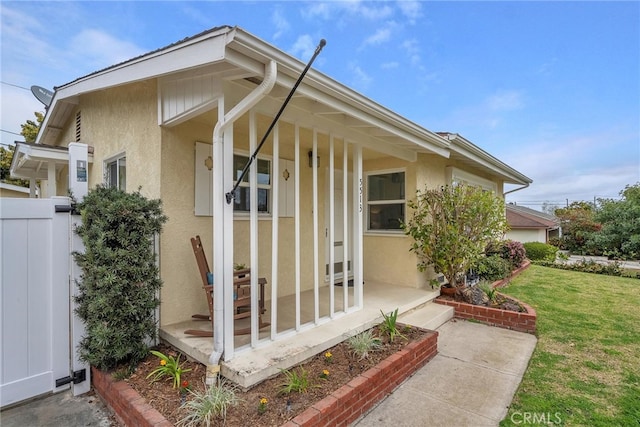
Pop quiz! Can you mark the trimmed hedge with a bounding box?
[523,242,558,261]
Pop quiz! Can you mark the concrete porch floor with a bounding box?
[160,280,448,389]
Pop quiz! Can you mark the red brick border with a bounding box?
[434,261,536,334]
[93,329,439,427]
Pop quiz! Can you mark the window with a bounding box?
[446,167,497,193]
[366,170,405,231]
[232,154,271,213]
[105,155,126,190]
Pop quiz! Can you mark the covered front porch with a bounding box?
[160,280,451,389]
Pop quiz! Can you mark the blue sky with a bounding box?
[1,1,638,209]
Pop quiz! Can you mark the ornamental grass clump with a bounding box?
[177,380,241,427]
[347,329,381,360]
[279,367,313,394]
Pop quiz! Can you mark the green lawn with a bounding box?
[499,265,640,426]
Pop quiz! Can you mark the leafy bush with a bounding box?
[487,240,527,268]
[523,242,558,262]
[73,186,167,370]
[403,184,507,287]
[473,254,512,281]
[535,259,626,277]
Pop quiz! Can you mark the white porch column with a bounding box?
[68,143,90,396]
[353,145,364,308]
[29,178,37,198]
[47,160,56,197]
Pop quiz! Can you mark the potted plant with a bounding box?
[402,184,507,297]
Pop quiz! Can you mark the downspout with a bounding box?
[503,182,530,196]
[208,59,277,384]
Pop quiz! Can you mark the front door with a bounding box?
[325,170,353,283]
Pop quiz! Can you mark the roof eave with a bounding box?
[444,133,532,185]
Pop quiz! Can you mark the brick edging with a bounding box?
[282,329,439,426]
[93,329,439,427]
[435,261,537,334]
[92,366,172,427]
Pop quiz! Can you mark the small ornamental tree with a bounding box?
[73,185,168,370]
[403,184,507,288]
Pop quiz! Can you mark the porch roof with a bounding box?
[9,141,94,181]
[33,25,529,182]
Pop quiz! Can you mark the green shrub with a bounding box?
[473,254,512,281]
[73,186,168,370]
[535,259,627,277]
[486,240,527,268]
[523,242,558,261]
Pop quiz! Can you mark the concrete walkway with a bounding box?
[0,389,114,427]
[355,320,537,427]
[1,319,536,427]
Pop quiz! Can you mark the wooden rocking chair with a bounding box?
[185,235,269,337]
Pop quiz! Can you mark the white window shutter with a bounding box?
[195,141,213,216]
[278,159,295,217]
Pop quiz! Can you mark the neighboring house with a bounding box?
[0,182,32,198]
[506,204,560,243]
[10,26,531,383]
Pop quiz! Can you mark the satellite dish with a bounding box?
[31,85,54,107]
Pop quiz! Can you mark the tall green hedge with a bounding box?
[73,186,167,370]
[523,241,558,262]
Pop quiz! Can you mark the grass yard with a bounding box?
[499,265,640,426]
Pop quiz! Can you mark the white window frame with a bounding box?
[365,168,406,234]
[232,151,272,217]
[104,152,126,191]
[446,166,497,193]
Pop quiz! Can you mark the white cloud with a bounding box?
[0,86,43,146]
[290,34,316,60]
[272,8,291,40]
[401,39,421,66]
[381,61,399,69]
[486,90,525,111]
[502,129,639,206]
[348,62,373,90]
[302,1,392,22]
[363,27,392,47]
[397,0,423,24]
[68,29,145,71]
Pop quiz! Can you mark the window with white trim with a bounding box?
[446,166,497,193]
[105,154,126,190]
[366,170,405,231]
[232,154,271,213]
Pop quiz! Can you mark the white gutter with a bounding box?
[207,59,276,385]
[504,183,530,196]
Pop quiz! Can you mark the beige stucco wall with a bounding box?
[507,228,547,244]
[157,113,334,325]
[362,152,505,289]
[51,80,161,199]
[0,186,30,198]
[44,77,512,327]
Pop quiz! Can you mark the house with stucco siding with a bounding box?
[506,204,560,244]
[11,26,532,387]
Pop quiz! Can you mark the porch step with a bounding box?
[399,302,454,331]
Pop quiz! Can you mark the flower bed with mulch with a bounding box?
[93,325,438,426]
[435,260,537,334]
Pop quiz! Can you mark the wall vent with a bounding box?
[75,111,81,142]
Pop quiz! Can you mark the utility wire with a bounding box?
[1,81,30,91]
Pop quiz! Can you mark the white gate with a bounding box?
[0,197,88,408]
